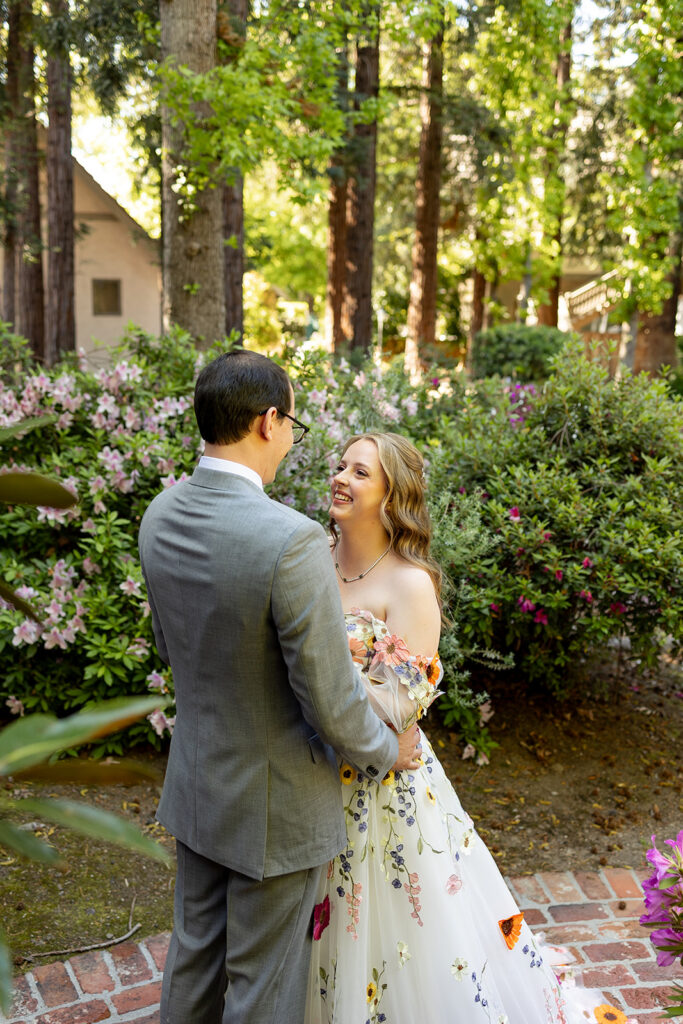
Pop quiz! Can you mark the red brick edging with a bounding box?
[2,868,680,1023]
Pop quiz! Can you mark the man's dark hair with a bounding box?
[194,350,292,444]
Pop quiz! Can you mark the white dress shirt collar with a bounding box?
[198,455,263,491]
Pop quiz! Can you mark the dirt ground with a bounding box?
[2,658,682,973]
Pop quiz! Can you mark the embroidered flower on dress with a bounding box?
[426,788,436,804]
[366,981,377,1003]
[381,770,395,786]
[445,874,462,895]
[498,912,524,950]
[450,957,468,979]
[593,1007,629,1024]
[460,829,475,855]
[312,896,330,940]
[371,633,411,667]
[397,941,411,967]
[340,763,355,784]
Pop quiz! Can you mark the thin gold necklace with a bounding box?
[335,542,391,584]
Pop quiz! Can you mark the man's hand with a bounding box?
[392,723,422,771]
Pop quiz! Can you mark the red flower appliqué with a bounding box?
[312,895,330,940]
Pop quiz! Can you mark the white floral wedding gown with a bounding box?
[305,610,628,1024]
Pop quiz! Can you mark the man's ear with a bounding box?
[258,406,278,440]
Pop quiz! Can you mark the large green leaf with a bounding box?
[16,798,172,865]
[0,820,63,865]
[0,414,57,444]
[13,759,163,786]
[0,698,167,775]
[0,926,12,1015]
[0,472,77,508]
[0,579,40,621]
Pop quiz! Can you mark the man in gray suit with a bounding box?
[139,350,420,1024]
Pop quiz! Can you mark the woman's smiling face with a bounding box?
[330,438,388,525]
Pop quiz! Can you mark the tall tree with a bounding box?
[325,30,350,352]
[404,6,444,378]
[341,1,380,352]
[1,0,19,328]
[160,0,225,345]
[46,0,75,362]
[218,0,247,339]
[11,0,45,359]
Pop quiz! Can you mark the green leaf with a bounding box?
[0,926,12,1015]
[0,472,77,509]
[0,698,167,775]
[0,414,57,444]
[17,798,171,864]
[0,820,63,865]
[13,759,163,787]
[0,579,41,621]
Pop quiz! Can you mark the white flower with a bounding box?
[451,957,468,979]
[397,941,411,967]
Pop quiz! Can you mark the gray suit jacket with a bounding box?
[138,466,398,880]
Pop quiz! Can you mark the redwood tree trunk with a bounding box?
[341,3,380,352]
[13,0,45,359]
[220,0,247,339]
[469,268,486,349]
[537,19,572,329]
[633,246,681,375]
[46,0,75,364]
[160,0,225,347]
[2,9,20,328]
[405,11,444,379]
[325,36,350,353]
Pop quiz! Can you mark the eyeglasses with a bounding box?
[258,408,310,444]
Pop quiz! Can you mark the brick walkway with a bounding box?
[1,868,678,1024]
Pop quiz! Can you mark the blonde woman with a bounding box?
[305,432,627,1024]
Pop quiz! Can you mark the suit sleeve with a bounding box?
[138,514,170,666]
[271,518,399,780]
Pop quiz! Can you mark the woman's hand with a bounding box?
[392,723,422,771]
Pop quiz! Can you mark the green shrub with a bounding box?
[471,323,573,380]
[434,344,683,696]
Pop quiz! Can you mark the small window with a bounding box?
[92,279,121,316]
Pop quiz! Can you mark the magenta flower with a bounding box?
[508,506,521,521]
[610,601,627,615]
[489,603,500,612]
[581,557,593,568]
[579,590,593,603]
[517,597,536,613]
[543,531,552,541]
[312,895,331,940]
[534,609,548,625]
[649,927,683,967]
[554,570,563,581]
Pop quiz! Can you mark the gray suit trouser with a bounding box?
[161,840,324,1024]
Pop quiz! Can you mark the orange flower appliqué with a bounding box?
[371,633,411,666]
[498,912,524,949]
[594,1007,628,1024]
[348,636,367,661]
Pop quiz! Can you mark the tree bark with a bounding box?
[2,7,20,328]
[469,268,486,343]
[46,0,75,364]
[11,0,45,359]
[325,36,350,353]
[405,10,444,379]
[536,19,572,329]
[160,0,225,347]
[633,244,681,375]
[219,0,247,340]
[341,2,380,353]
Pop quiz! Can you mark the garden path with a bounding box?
[1,866,675,1024]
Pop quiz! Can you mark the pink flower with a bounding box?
[44,627,68,650]
[371,634,411,667]
[445,874,462,895]
[148,709,175,737]
[12,620,41,646]
[534,609,548,625]
[610,602,627,615]
[554,570,563,581]
[649,927,683,967]
[461,743,476,760]
[312,895,331,940]
[82,557,101,576]
[508,507,521,521]
[476,751,489,766]
[489,603,500,612]
[146,671,166,691]
[478,701,494,724]
[120,576,142,598]
[542,531,552,541]
[579,590,593,603]
[5,695,25,716]
[517,596,536,613]
[582,557,593,568]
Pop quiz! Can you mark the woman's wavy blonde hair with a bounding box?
[330,431,442,604]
